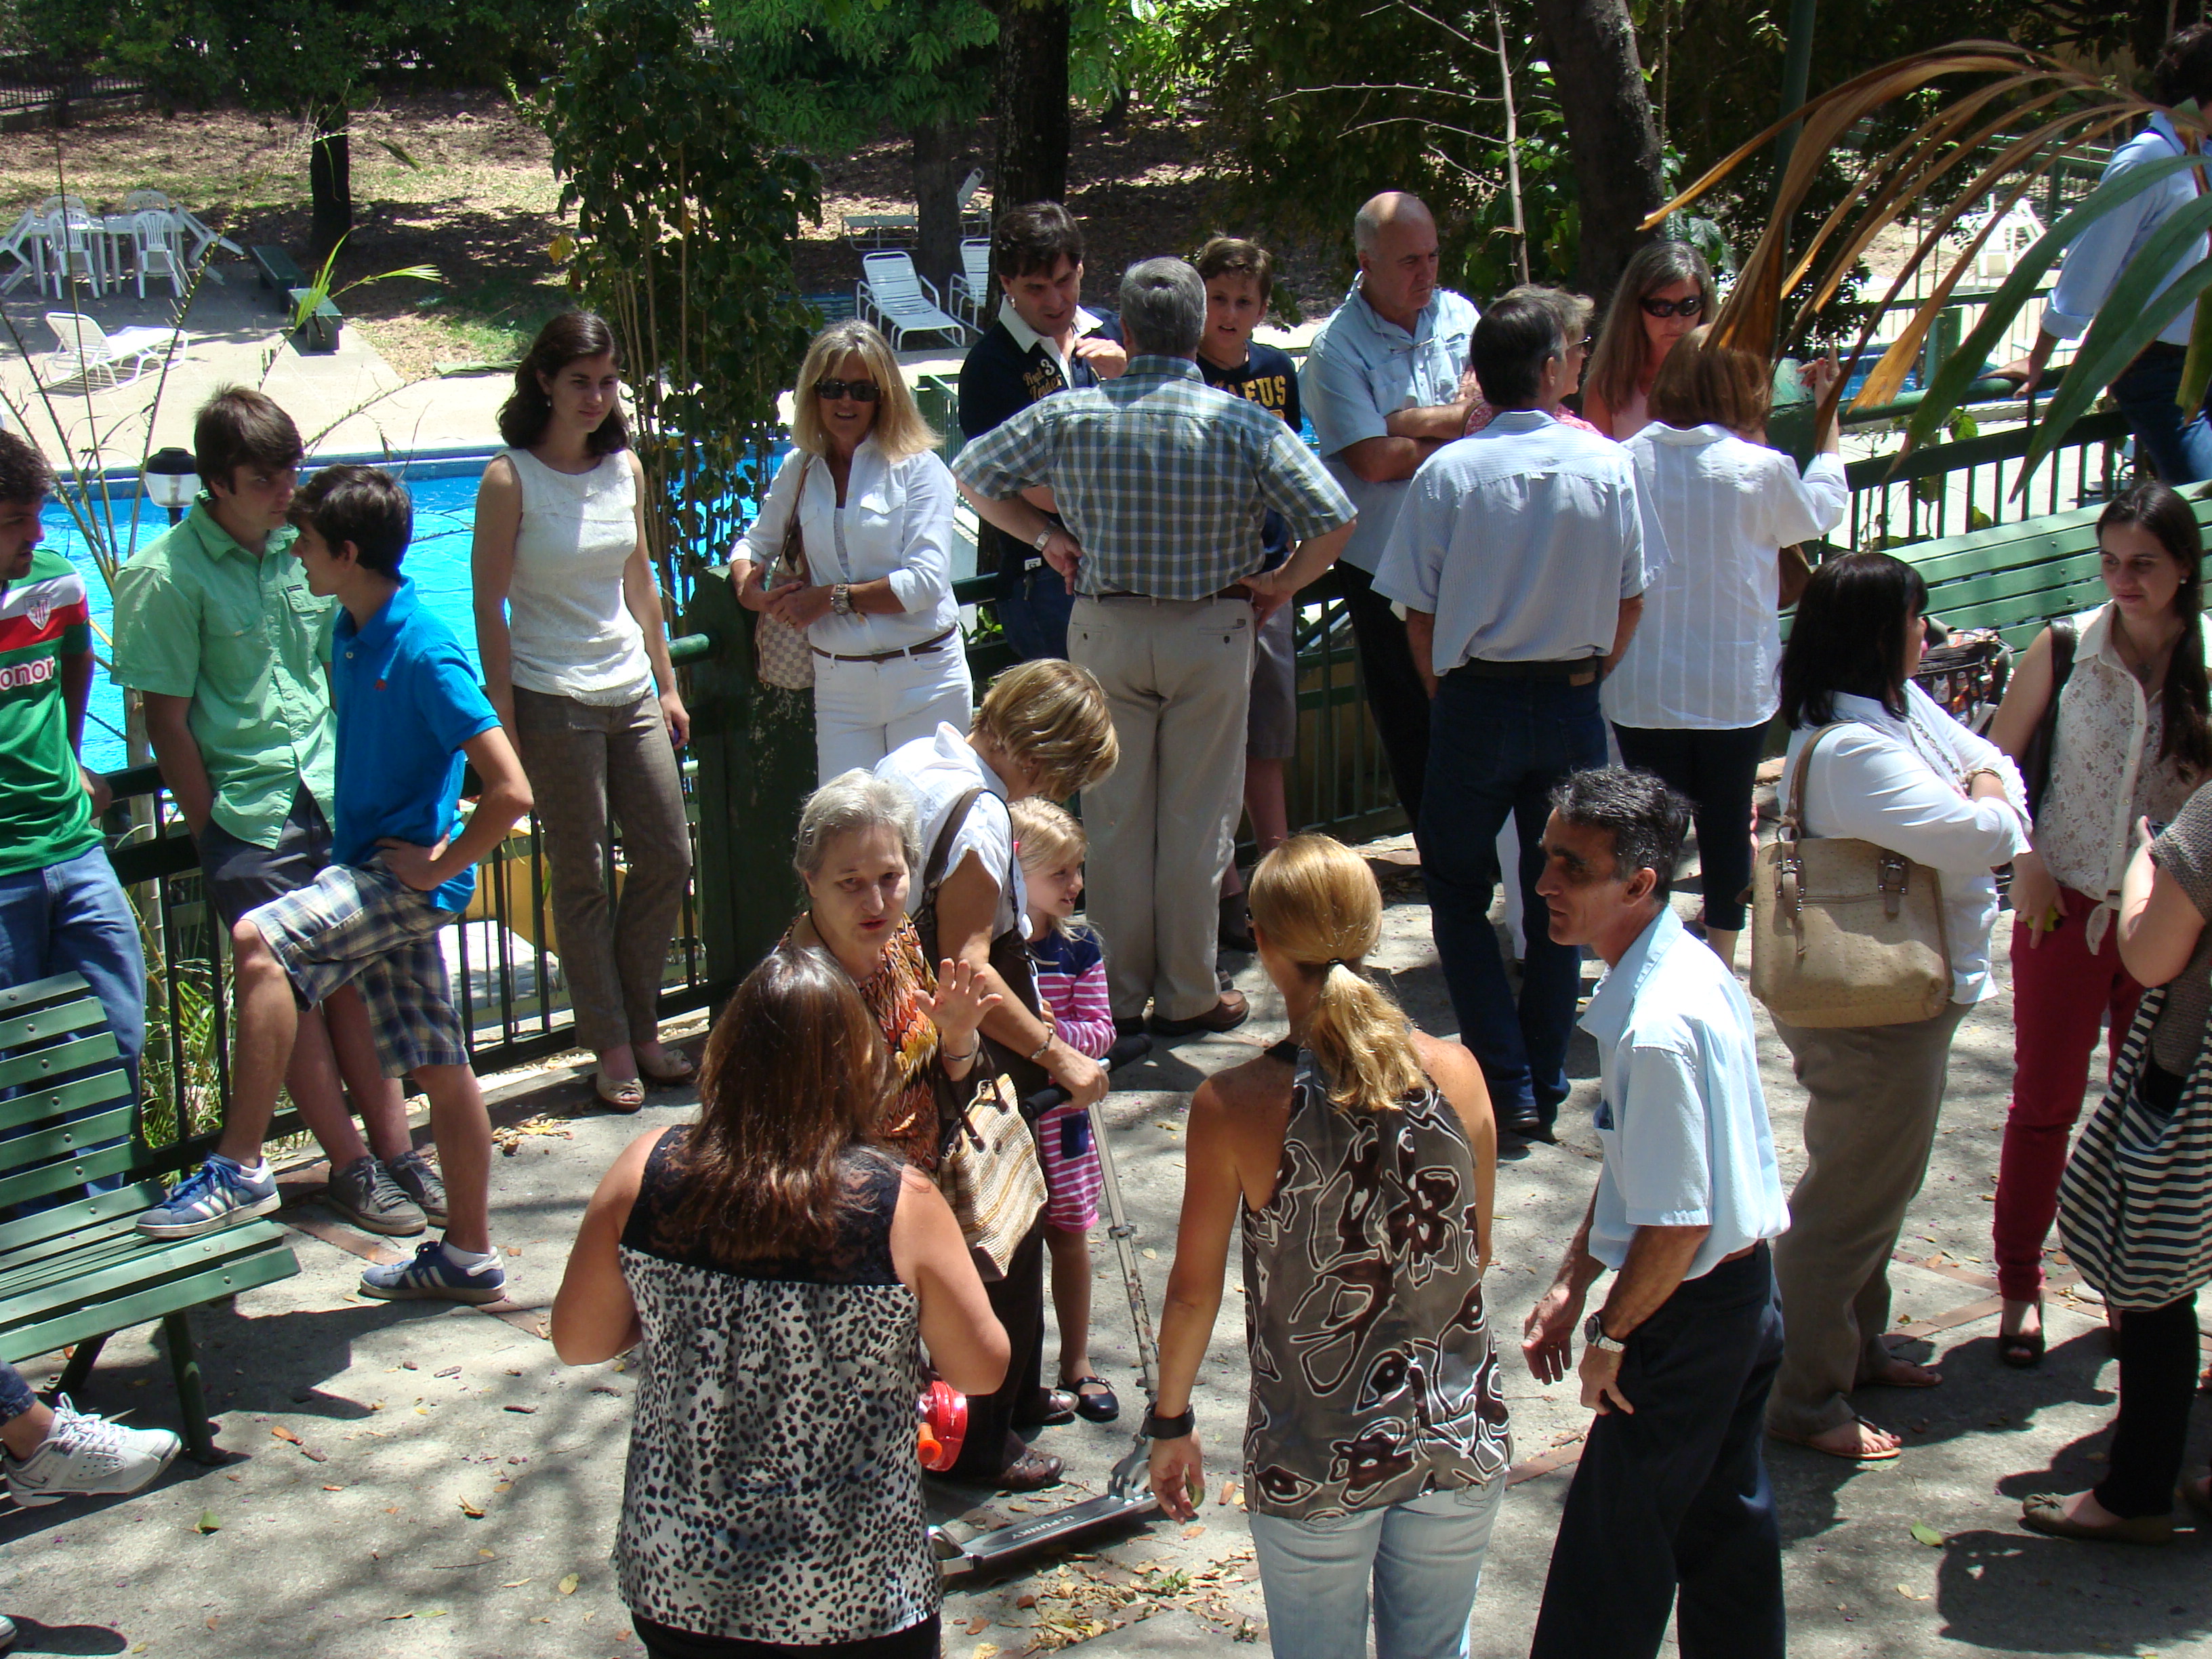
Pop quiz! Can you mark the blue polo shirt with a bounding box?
[329,577,499,914]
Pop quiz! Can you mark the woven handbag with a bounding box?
[1749,723,1952,1029]
[753,456,815,691]
[2057,988,2212,1311]
[936,1070,1046,1278]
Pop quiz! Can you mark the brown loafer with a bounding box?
[1013,1387,1077,1428]
[2020,1493,2173,1544]
[999,1448,1065,1492]
[1149,991,1250,1038]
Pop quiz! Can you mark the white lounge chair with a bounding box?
[856,251,970,349]
[949,237,994,329]
[130,211,188,300]
[43,312,184,388]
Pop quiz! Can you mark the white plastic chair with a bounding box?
[856,251,970,348]
[42,312,183,388]
[956,167,990,237]
[0,211,39,293]
[131,212,187,299]
[41,207,104,298]
[123,189,176,213]
[949,237,994,329]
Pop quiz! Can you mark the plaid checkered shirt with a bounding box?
[953,356,1355,600]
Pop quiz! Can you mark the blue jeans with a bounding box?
[1417,672,1606,1126]
[0,843,145,1099]
[995,560,1076,662]
[0,1360,32,1425]
[1248,1481,1504,1659]
[2109,346,2212,486]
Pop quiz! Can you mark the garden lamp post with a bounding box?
[142,448,197,525]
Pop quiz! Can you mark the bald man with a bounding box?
[1301,193,1479,825]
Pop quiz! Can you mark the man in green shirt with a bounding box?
[0,430,144,1100]
[112,390,433,1237]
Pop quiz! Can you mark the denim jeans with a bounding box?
[2108,347,2212,486]
[0,843,145,1098]
[1247,1481,1504,1659]
[1418,671,1606,1126]
[0,1360,33,1425]
[994,561,1076,663]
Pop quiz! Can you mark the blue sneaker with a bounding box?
[137,1157,279,1239]
[358,1240,508,1305]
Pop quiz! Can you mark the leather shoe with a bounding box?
[1218,891,1255,951]
[2020,1493,2173,1544]
[1149,991,1250,1038]
[1000,1448,1065,1492]
[1013,1387,1077,1427]
[1500,1113,1556,1144]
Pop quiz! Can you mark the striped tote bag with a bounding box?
[2057,988,2212,1312]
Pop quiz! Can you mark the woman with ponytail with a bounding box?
[1147,836,1509,1659]
[1984,480,2211,1367]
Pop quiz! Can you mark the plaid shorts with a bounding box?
[247,861,468,1077]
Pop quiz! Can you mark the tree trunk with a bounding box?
[909,119,971,295]
[1529,0,1664,306]
[308,102,353,262]
[991,0,1071,212]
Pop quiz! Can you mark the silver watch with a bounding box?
[831,582,853,616]
[1582,1312,1626,1353]
[1032,525,1054,552]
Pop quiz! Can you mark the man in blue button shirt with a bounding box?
[140,467,535,1307]
[1519,769,1788,1659]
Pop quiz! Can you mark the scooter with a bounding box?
[927,1082,1164,1576]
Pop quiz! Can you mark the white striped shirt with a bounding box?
[1603,424,1847,731]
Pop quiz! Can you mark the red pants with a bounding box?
[1992,884,2144,1303]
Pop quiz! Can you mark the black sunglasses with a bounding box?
[814,377,881,403]
[1640,295,1704,320]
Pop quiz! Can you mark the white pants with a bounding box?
[811,645,974,783]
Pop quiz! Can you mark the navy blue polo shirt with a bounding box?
[1200,340,1303,567]
[329,577,500,914]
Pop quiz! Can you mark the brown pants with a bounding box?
[513,687,693,1054]
[1766,1002,1969,1437]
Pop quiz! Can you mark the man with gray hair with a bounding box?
[956,258,1355,1039]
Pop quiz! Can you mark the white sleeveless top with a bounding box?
[501,447,652,704]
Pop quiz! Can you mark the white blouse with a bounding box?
[737,438,960,655]
[1605,425,1847,731]
[503,448,652,704]
[1782,685,2033,1004]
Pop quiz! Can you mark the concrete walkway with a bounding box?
[0,855,2204,1659]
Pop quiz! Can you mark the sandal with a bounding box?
[2021,1492,2173,1544]
[999,1448,1064,1493]
[636,1048,697,1086]
[1769,1416,1902,1462]
[1067,1375,1120,1423]
[594,1069,646,1113]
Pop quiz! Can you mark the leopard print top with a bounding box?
[613,1129,936,1643]
[1240,1050,1512,1521]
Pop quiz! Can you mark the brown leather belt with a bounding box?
[1094,583,1257,604]
[811,624,958,665]
[1448,655,1601,687]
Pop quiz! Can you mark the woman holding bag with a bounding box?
[2023,783,2212,1544]
[1764,553,2032,1460]
[732,320,971,783]
[1983,483,2211,1368]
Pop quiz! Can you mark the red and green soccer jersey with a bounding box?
[0,548,98,878]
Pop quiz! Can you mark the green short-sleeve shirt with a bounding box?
[110,496,337,848]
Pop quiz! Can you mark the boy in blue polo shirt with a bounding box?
[140,466,534,1305]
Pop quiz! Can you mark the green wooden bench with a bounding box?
[249,244,304,312]
[0,974,299,1463]
[286,287,344,354]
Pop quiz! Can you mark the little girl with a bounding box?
[1009,798,1120,1425]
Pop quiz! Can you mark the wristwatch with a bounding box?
[1032,525,1055,552]
[1582,1312,1627,1353]
[831,582,853,616]
[1143,1405,1196,1439]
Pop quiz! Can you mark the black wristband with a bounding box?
[1142,1405,1195,1439]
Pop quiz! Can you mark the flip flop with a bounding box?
[636,1050,697,1086]
[594,1069,646,1113]
[1769,1416,1902,1462]
[1067,1374,1120,1422]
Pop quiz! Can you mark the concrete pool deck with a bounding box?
[0,846,2206,1658]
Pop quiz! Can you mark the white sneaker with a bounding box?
[5,1396,182,1507]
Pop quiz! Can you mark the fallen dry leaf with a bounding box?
[436,1366,462,1379]
[1182,1523,1206,1539]
[966,1616,991,1634]
[1897,1584,1929,1601]
[205,1616,218,1631]
[558,1572,581,1596]
[271,1425,303,1446]
[196,1510,221,1534]
[500,1578,533,1589]
[506,1404,538,1414]
[459,1497,485,1519]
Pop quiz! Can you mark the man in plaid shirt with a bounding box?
[956,258,1355,1038]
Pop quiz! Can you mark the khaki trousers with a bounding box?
[1068,594,1253,1022]
[1766,1002,1969,1438]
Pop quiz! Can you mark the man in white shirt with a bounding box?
[1300,192,1479,823]
[1996,25,2212,482]
[1373,291,1658,1143]
[1520,768,1788,1659]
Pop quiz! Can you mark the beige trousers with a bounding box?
[1767,1001,1970,1438]
[1068,594,1254,1021]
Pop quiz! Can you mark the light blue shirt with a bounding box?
[2043,113,2212,350]
[1301,281,1480,572]
[1583,907,1788,1282]
[1371,409,1662,673]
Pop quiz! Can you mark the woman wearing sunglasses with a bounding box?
[733,320,972,783]
[1584,243,1719,441]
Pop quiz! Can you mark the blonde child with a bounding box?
[1010,798,1120,1423]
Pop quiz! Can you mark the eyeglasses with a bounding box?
[1640,295,1704,319]
[814,378,881,403]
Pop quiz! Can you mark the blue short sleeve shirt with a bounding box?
[330,578,499,914]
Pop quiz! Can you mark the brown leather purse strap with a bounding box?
[1783,723,1849,837]
[778,455,813,581]
[922,786,988,899]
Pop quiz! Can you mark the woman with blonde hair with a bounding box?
[733,319,971,781]
[1148,835,1509,1659]
[1584,243,1719,440]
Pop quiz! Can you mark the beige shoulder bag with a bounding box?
[1750,723,1952,1029]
